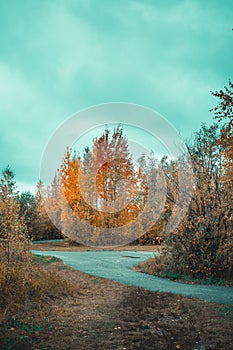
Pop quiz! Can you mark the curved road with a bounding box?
[32,250,233,304]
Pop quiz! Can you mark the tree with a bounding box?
[136,152,166,245]
[0,167,29,263]
[211,80,233,180]
[157,124,233,280]
[29,181,62,241]
[0,165,17,199]
[57,127,148,246]
[18,191,37,238]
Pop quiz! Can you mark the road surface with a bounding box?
[32,250,233,304]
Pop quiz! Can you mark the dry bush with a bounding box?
[142,124,233,282]
[0,167,70,322]
[0,252,69,321]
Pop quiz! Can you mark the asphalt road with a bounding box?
[32,250,233,304]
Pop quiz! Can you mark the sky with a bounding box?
[0,0,232,193]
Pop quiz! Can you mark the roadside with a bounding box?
[31,240,160,252]
[1,257,232,350]
[134,258,233,287]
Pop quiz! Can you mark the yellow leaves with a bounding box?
[58,133,148,237]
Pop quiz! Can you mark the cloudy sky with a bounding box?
[0,0,232,192]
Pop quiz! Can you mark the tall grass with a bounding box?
[0,242,69,322]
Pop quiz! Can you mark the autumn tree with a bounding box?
[0,170,69,315]
[29,181,62,241]
[211,80,233,180]
[135,152,166,245]
[57,127,148,246]
[89,128,142,226]
[154,124,233,280]
[0,167,30,263]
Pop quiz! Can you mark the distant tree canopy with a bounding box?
[29,181,62,241]
[0,167,62,244]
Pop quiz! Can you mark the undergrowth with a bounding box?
[136,255,233,286]
[0,250,70,323]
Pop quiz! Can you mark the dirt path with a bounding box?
[1,259,232,350]
[46,268,233,350]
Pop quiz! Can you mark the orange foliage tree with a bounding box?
[54,127,149,246]
[211,80,233,180]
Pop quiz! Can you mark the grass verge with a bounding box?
[134,257,233,286]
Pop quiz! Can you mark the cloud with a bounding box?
[17,181,37,194]
[0,62,68,183]
[0,0,232,190]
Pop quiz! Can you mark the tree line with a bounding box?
[0,81,232,279]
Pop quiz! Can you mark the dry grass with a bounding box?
[134,253,233,286]
[0,257,232,350]
[0,254,71,324]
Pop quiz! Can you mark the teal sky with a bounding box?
[0,0,232,192]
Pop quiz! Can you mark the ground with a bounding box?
[31,241,160,252]
[0,250,232,350]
